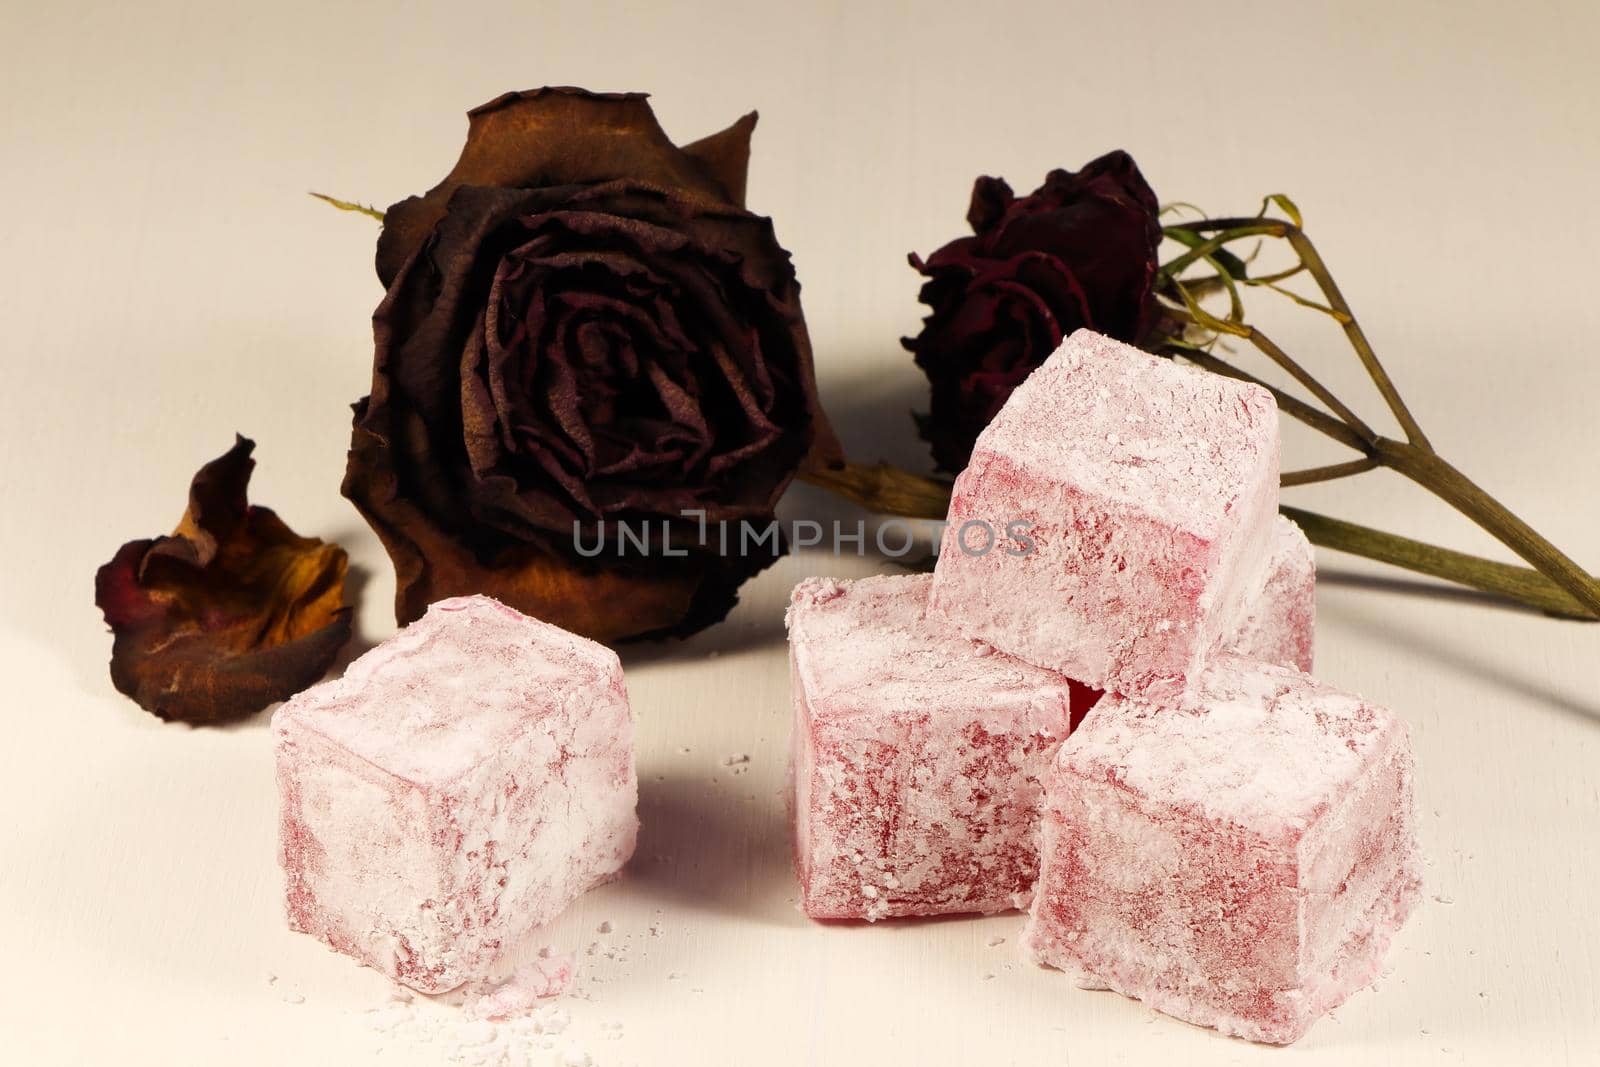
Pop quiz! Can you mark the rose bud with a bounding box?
[903,151,1163,472]
[95,437,353,723]
[344,88,841,642]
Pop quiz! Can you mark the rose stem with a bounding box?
[797,462,950,521]
[1163,334,1600,616]
[1169,218,1431,448]
[799,461,1597,620]
[1370,437,1600,615]
[1281,458,1381,486]
[1162,218,1600,617]
[1281,506,1598,619]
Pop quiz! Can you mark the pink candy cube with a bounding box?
[930,329,1280,697]
[274,595,638,993]
[787,574,1097,920]
[1231,515,1316,672]
[1023,654,1421,1044]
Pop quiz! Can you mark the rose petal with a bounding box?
[377,89,735,287]
[681,110,759,207]
[966,175,1015,235]
[344,416,759,639]
[905,151,1161,471]
[94,437,352,723]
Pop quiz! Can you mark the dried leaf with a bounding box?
[94,437,352,723]
[308,192,386,221]
[1258,192,1304,228]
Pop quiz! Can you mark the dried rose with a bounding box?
[345,88,840,642]
[95,437,352,723]
[903,151,1163,472]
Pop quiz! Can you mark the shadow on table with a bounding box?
[1319,569,1600,727]
[616,607,789,669]
[813,350,938,476]
[624,768,804,928]
[1317,565,1568,619]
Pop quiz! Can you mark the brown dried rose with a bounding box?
[95,437,352,723]
[345,88,840,642]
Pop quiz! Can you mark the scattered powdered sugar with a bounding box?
[266,971,306,1004]
[471,955,576,1021]
[364,994,579,1066]
[336,912,670,1064]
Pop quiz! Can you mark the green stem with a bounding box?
[1282,458,1380,486]
[1163,307,1376,443]
[1160,221,1291,276]
[1370,438,1600,615]
[1155,215,1598,615]
[1281,506,1598,619]
[1166,216,1432,449]
[1287,231,1432,449]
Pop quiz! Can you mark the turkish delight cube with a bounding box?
[273,595,638,993]
[787,574,1097,920]
[930,328,1280,697]
[1229,515,1316,672]
[1023,654,1421,1044]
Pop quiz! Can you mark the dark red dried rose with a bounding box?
[95,437,352,723]
[345,88,841,642]
[904,151,1162,472]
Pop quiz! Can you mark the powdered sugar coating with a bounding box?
[1063,653,1390,837]
[1023,654,1421,1044]
[274,595,638,993]
[929,328,1280,697]
[288,595,621,783]
[1231,515,1316,672]
[787,574,1096,920]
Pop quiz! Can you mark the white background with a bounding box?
[2,1,1598,1063]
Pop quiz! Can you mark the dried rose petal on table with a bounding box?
[94,436,352,723]
[345,87,841,642]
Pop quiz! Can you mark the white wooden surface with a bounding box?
[3,2,1598,1063]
